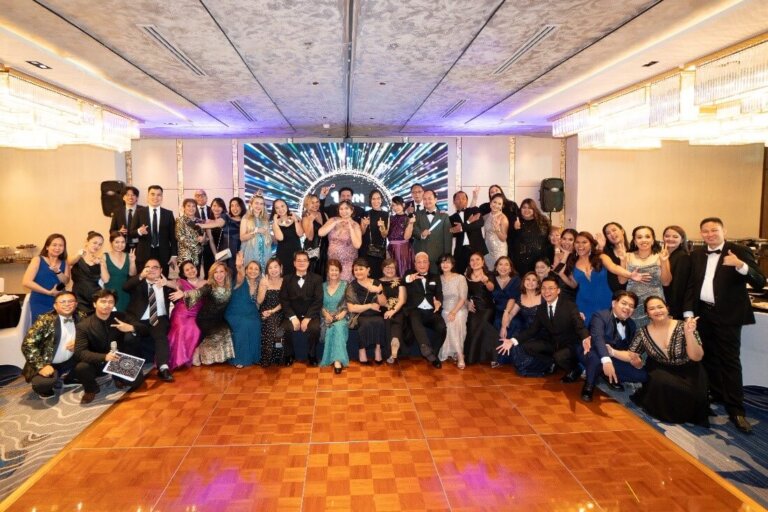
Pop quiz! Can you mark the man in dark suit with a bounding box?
[579,290,648,402]
[318,186,365,222]
[279,250,323,366]
[194,189,215,272]
[449,190,487,274]
[405,183,425,215]
[123,259,175,383]
[20,291,86,399]
[413,190,452,274]
[130,185,177,276]
[684,217,766,433]
[498,277,590,380]
[109,185,142,251]
[404,252,446,368]
[73,289,148,404]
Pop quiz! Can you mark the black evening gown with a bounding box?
[464,279,499,365]
[511,219,549,276]
[276,222,302,272]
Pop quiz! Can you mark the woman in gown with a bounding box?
[227,256,262,368]
[551,228,578,303]
[361,189,389,279]
[167,260,205,369]
[599,222,631,292]
[172,261,234,365]
[228,197,246,255]
[464,252,501,366]
[257,257,284,367]
[23,233,70,323]
[472,184,519,257]
[510,198,550,275]
[491,256,521,338]
[346,258,385,364]
[240,194,272,270]
[203,198,240,276]
[101,232,136,311]
[438,255,468,368]
[386,196,414,277]
[301,194,329,276]
[319,200,362,282]
[483,194,509,269]
[503,272,547,374]
[272,199,303,271]
[69,231,104,315]
[662,225,691,319]
[618,226,671,327]
[380,258,407,364]
[612,296,709,427]
[176,198,204,269]
[320,259,349,373]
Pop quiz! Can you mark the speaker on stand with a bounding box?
[540,178,564,223]
[100,180,125,216]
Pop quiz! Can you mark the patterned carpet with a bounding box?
[0,368,127,502]
[600,382,768,508]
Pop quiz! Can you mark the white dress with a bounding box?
[484,213,508,269]
[439,274,468,361]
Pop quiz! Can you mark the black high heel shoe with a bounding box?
[374,359,384,365]
[334,363,343,375]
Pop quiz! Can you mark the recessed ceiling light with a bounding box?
[164,122,178,126]
[312,81,319,85]
[26,60,51,69]
[379,82,386,85]
[388,42,399,50]
[642,60,659,67]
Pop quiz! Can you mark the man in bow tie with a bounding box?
[684,217,765,433]
[280,251,323,366]
[403,252,446,368]
[21,291,86,399]
[578,290,648,402]
[413,190,451,274]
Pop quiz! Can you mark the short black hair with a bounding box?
[540,276,560,288]
[123,185,139,197]
[339,187,354,196]
[92,288,117,303]
[148,185,164,193]
[700,217,724,228]
[612,289,638,307]
[53,291,77,304]
[452,190,468,201]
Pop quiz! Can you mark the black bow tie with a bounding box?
[706,249,722,255]
[614,317,626,326]
[62,317,74,323]
[426,211,436,215]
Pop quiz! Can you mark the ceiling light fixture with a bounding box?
[642,60,659,67]
[25,60,51,70]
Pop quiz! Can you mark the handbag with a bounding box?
[212,223,232,262]
[348,289,371,329]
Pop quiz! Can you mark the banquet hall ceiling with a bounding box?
[1,0,767,138]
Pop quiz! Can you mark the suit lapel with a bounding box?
[52,316,63,355]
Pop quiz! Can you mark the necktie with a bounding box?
[148,283,159,326]
[548,305,554,321]
[152,209,159,247]
[706,249,721,255]
[127,208,133,228]
[199,207,206,220]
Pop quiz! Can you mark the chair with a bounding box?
[0,294,32,369]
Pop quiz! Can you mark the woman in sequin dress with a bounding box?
[257,257,284,367]
[176,198,204,269]
[510,198,550,276]
[483,194,509,269]
[438,255,468,368]
[618,226,671,328]
[386,196,414,277]
[241,194,272,271]
[319,200,362,282]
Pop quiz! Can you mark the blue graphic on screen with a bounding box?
[243,142,448,213]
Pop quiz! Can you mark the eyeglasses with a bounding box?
[145,265,161,269]
[55,299,77,305]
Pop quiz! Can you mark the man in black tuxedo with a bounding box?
[74,289,148,404]
[130,185,177,276]
[403,252,446,368]
[109,185,142,251]
[318,186,365,222]
[413,190,452,274]
[123,259,175,383]
[280,251,323,366]
[405,183,425,215]
[21,291,86,399]
[684,217,766,433]
[449,190,487,274]
[498,277,590,380]
[579,290,648,402]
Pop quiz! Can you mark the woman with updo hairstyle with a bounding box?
[101,231,137,311]
[176,198,204,269]
[319,259,349,373]
[319,199,362,282]
[301,193,329,276]
[69,231,105,314]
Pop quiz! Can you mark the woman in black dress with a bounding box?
[611,296,709,427]
[346,258,385,364]
[464,252,500,366]
[662,225,691,319]
[272,198,304,271]
[599,221,631,292]
[380,258,406,364]
[302,194,329,276]
[257,257,284,367]
[69,231,105,314]
[361,189,389,279]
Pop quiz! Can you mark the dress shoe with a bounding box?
[374,359,384,365]
[580,383,594,402]
[114,379,130,390]
[308,356,318,367]
[605,380,625,392]
[157,368,174,382]
[284,357,295,367]
[333,363,343,375]
[431,360,442,369]
[730,415,753,434]
[560,368,583,383]
[359,360,372,366]
[80,391,97,404]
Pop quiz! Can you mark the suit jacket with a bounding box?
[405,200,425,214]
[279,272,323,319]
[109,205,144,249]
[589,309,637,358]
[319,197,365,223]
[684,241,765,325]
[194,205,214,221]
[404,272,443,312]
[74,312,148,365]
[412,210,452,269]
[21,310,87,381]
[449,207,487,256]
[123,275,175,322]
[517,299,589,348]
[129,205,177,265]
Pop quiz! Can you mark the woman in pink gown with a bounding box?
[167,261,205,369]
[318,200,362,282]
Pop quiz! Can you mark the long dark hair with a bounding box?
[40,233,68,261]
[464,251,493,280]
[565,232,604,275]
[628,225,662,254]
[602,222,629,253]
[520,198,550,234]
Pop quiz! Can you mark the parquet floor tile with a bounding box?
[428,436,594,511]
[410,386,534,438]
[317,364,408,391]
[312,389,423,442]
[303,440,449,512]
[542,429,751,511]
[398,359,497,389]
[195,392,315,445]
[133,364,237,396]
[155,444,308,512]
[71,392,222,448]
[225,365,320,394]
[6,447,188,512]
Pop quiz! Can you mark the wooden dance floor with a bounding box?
[3,361,762,511]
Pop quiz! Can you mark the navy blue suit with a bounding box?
[578,309,647,386]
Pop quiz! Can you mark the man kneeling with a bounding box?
[73,289,147,404]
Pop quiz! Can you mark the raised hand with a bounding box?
[129,248,136,263]
[119,225,128,235]
[320,185,331,197]
[513,217,521,230]
[110,318,135,333]
[235,251,244,268]
[659,245,670,261]
[722,249,743,268]
[137,224,149,236]
[684,316,698,335]
[582,337,591,353]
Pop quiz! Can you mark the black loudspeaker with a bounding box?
[100,180,125,216]
[540,178,564,213]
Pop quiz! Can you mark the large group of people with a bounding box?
[18,182,765,434]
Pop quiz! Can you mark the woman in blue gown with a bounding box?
[491,256,521,338]
[227,256,262,367]
[23,234,70,323]
[561,232,612,327]
[320,259,349,373]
